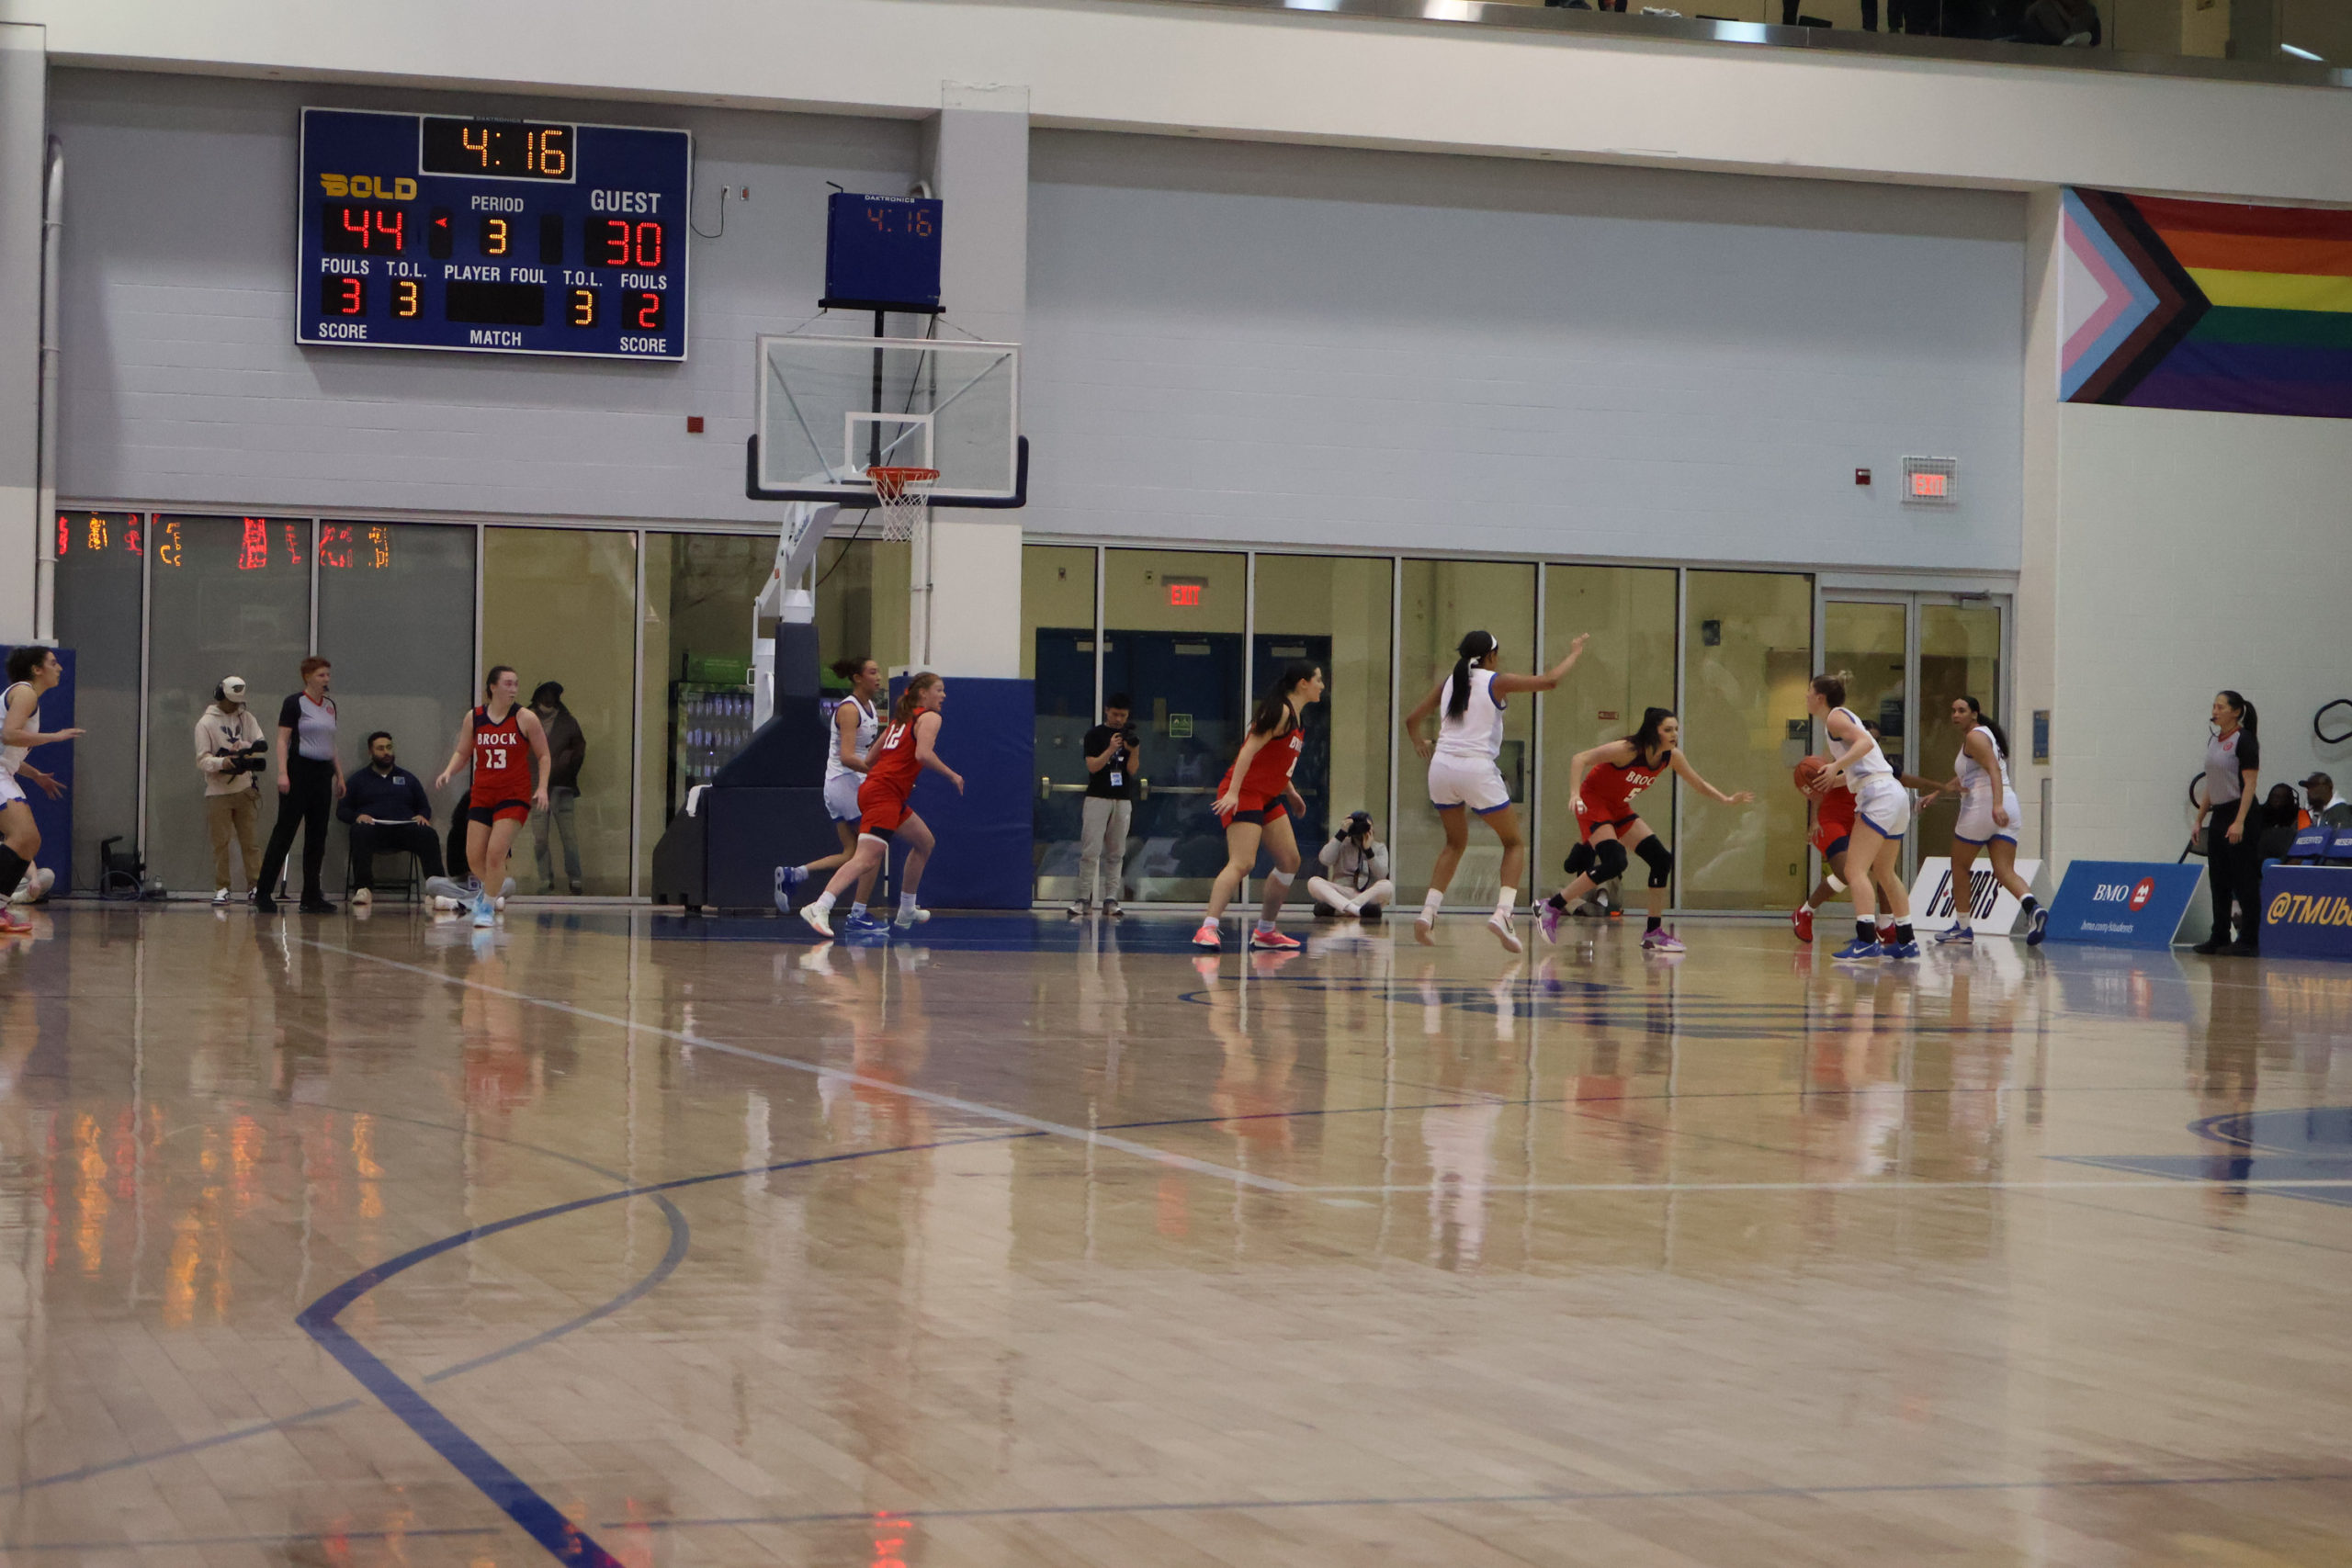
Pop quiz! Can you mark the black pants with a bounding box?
[349,820,446,889]
[2205,809,2263,946]
[258,755,336,902]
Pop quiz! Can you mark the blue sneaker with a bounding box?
[1935,925,1974,945]
[843,912,890,934]
[470,891,495,929]
[774,864,808,913]
[1883,940,1921,958]
[1831,939,1883,961]
[2026,907,2050,947]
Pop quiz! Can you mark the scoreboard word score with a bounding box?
[298,107,691,361]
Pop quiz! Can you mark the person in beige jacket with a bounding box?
[196,675,268,904]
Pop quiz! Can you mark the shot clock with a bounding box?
[297,107,690,360]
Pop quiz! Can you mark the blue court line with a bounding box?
[293,1134,1040,1568]
[11,1464,2349,1552]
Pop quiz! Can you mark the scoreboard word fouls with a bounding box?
[298,107,690,361]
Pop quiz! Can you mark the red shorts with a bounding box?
[1216,789,1288,828]
[858,779,912,838]
[1575,801,1638,843]
[1812,797,1856,857]
[468,797,531,826]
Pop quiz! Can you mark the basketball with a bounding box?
[1793,755,1829,792]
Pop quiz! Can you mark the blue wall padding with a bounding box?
[888,676,1035,910]
[0,646,74,894]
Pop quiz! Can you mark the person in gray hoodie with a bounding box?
[195,675,269,904]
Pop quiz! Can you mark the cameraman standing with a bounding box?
[1071,694,1142,918]
[1309,810,1395,919]
[194,675,266,906]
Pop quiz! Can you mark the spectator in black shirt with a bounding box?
[338,730,446,905]
[530,682,587,894]
[1071,694,1141,919]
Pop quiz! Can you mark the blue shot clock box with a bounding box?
[820,192,944,314]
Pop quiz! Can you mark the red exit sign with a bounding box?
[1909,471,1948,499]
[1166,575,1206,608]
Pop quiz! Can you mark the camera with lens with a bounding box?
[214,739,269,776]
[1337,810,1374,843]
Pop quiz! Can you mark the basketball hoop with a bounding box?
[865,466,939,544]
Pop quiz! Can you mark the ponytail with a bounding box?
[1959,694,2008,761]
[894,671,942,724]
[1250,661,1320,738]
[2219,689,2257,735]
[1810,671,1849,709]
[1446,630,1497,720]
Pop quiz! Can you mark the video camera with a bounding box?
[214,739,268,776]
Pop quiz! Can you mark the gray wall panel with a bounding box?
[1024,132,2025,570]
[53,70,921,523]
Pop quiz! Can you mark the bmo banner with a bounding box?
[1906,856,2043,934]
[2043,861,2205,950]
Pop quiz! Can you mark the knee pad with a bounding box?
[1563,842,1595,879]
[1592,840,1629,886]
[1636,837,1674,888]
[1267,868,1295,888]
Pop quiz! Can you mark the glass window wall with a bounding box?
[1023,546,1098,904]
[1682,570,1814,911]
[1917,602,2005,855]
[51,512,144,889]
[144,516,311,898]
[1538,565,1679,909]
[1251,555,1394,854]
[1104,548,1246,904]
[319,522,475,893]
[814,536,912,681]
[1396,560,1536,907]
[481,528,639,897]
[639,534,773,892]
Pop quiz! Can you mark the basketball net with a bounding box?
[866,466,938,546]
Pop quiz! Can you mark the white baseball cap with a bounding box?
[220,675,247,698]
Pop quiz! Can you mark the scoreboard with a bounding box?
[297,107,691,361]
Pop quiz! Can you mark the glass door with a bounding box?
[1820,592,2008,884]
[1103,549,1247,904]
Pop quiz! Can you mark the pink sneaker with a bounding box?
[1193,920,1222,952]
[1539,901,1563,945]
[1641,927,1685,953]
[1250,927,1301,951]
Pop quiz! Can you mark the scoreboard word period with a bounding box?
[298,107,691,361]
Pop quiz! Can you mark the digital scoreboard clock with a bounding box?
[820,191,944,314]
[297,107,691,361]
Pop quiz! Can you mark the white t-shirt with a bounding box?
[0,682,36,776]
[1435,667,1505,762]
[824,695,881,786]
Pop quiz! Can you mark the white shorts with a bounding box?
[823,771,863,824]
[0,771,22,810]
[1428,753,1510,814]
[1853,774,1910,840]
[1954,788,2021,846]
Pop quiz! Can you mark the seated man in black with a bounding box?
[339,729,447,905]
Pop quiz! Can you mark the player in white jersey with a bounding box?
[1805,672,1917,961]
[1,647,85,935]
[1933,695,2043,945]
[775,657,887,931]
[1401,629,1588,953]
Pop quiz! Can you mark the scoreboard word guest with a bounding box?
[297,107,691,361]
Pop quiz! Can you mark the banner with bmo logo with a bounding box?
[2043,861,2206,949]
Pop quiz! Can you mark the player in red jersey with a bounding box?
[432,665,550,927]
[1194,661,1325,953]
[1537,706,1753,953]
[1790,754,1858,943]
[800,671,963,939]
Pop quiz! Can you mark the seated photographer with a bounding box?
[1308,810,1395,919]
[195,675,268,906]
[338,730,446,905]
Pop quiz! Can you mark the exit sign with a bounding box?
[1903,456,1958,507]
[1166,575,1206,608]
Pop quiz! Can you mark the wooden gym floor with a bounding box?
[2,904,2348,1566]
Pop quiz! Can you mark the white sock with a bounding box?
[899,890,917,915]
[1419,888,1443,922]
[851,901,866,918]
[812,891,837,914]
[1493,887,1517,921]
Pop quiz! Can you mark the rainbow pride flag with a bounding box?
[2061,189,2352,420]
